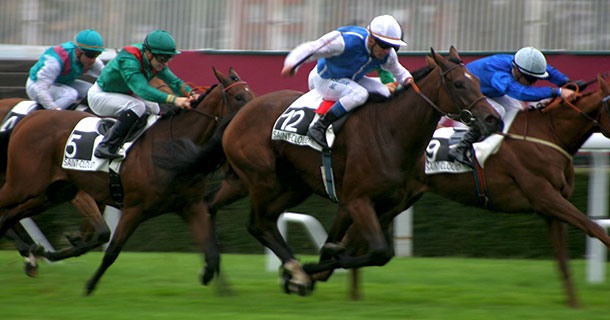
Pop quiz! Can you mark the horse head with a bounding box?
[212,66,257,115]
[188,67,256,121]
[426,46,502,136]
[596,74,610,138]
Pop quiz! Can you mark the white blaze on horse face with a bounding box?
[464,73,474,81]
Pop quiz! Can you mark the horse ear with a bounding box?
[430,47,446,69]
[213,66,231,87]
[426,55,437,67]
[229,67,242,81]
[449,46,460,61]
[599,74,610,96]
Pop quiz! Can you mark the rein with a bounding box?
[165,80,249,139]
[411,63,484,125]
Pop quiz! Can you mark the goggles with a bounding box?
[83,50,102,59]
[374,37,399,52]
[154,54,173,63]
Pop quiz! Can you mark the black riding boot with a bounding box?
[448,126,483,166]
[94,110,139,159]
[307,111,340,148]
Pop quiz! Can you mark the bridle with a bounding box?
[542,83,610,137]
[410,62,486,126]
[164,80,249,139]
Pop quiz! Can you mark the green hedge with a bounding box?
[0,169,601,259]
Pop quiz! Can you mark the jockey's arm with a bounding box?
[157,68,193,97]
[282,31,344,76]
[380,49,412,85]
[85,59,105,78]
[120,59,175,105]
[29,56,62,110]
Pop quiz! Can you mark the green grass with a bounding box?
[1,251,610,320]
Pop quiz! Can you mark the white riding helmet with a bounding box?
[512,47,549,78]
[367,15,407,49]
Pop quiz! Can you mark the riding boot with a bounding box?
[94,110,139,159]
[307,111,340,148]
[448,125,483,166]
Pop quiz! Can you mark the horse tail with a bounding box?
[153,112,235,179]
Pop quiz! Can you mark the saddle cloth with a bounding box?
[271,90,340,151]
[425,107,519,175]
[62,114,159,172]
[0,101,40,133]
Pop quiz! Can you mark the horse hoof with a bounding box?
[280,270,314,296]
[201,266,216,285]
[24,262,38,277]
[321,243,346,257]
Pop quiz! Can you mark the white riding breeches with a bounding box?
[486,95,524,120]
[26,78,92,110]
[308,67,390,112]
[87,82,160,118]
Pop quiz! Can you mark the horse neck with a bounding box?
[162,87,225,145]
[545,91,604,155]
[381,71,444,153]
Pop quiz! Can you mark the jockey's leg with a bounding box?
[94,109,139,159]
[448,125,482,166]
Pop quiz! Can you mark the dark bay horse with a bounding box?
[160,47,502,295]
[0,67,256,294]
[335,75,610,307]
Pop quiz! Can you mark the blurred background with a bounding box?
[1,0,609,52]
[0,0,609,261]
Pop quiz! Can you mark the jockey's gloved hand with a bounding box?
[528,102,546,111]
[566,79,588,91]
[159,103,177,119]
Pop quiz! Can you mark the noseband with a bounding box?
[411,63,486,126]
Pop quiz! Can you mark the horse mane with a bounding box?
[391,56,463,100]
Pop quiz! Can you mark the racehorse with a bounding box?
[0,67,255,294]
[328,74,610,307]
[157,47,502,295]
[0,77,180,277]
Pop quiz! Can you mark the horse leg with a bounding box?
[85,208,141,295]
[39,191,110,262]
[179,200,220,286]
[206,172,248,215]
[5,227,39,277]
[545,216,580,308]
[248,188,312,295]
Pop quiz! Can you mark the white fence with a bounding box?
[1,0,609,52]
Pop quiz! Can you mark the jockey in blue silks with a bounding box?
[281,15,413,149]
[448,47,579,165]
[26,29,105,110]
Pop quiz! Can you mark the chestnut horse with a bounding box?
[0,67,255,294]
[333,75,610,307]
[0,77,181,277]
[158,47,502,295]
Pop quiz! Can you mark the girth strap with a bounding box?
[321,149,339,203]
[472,156,491,209]
[108,168,124,208]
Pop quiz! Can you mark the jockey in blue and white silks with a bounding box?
[26,29,105,110]
[281,15,413,148]
[448,47,578,165]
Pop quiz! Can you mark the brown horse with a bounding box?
[0,67,255,294]
[331,75,610,307]
[159,47,502,295]
[0,77,181,277]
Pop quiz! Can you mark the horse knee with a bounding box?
[370,248,393,266]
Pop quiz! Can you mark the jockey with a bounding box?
[26,29,105,110]
[281,15,413,148]
[448,47,579,165]
[88,30,195,159]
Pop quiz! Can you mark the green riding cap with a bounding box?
[144,30,181,55]
[75,29,105,52]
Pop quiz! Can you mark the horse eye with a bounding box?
[231,76,239,81]
[235,94,244,101]
[454,81,465,89]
